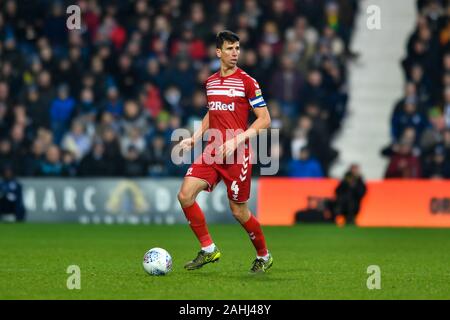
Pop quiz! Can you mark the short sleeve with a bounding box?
[245,77,267,108]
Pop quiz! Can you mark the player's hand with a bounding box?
[217,135,244,159]
[178,137,194,152]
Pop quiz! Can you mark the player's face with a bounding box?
[217,41,240,68]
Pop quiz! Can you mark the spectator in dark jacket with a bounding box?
[391,101,428,141]
[23,139,45,176]
[422,145,450,178]
[24,85,50,131]
[122,145,147,177]
[102,86,124,119]
[75,87,97,118]
[333,164,366,224]
[269,55,304,117]
[0,166,26,222]
[61,150,78,177]
[301,69,328,111]
[38,145,63,177]
[79,141,115,177]
[100,126,123,176]
[0,139,13,173]
[148,135,171,177]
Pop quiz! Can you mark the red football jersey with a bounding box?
[205,67,267,143]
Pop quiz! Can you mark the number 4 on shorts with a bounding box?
[231,181,239,199]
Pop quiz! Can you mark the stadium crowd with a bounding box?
[383,0,450,179]
[0,0,358,178]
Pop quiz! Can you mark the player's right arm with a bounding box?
[179,111,209,151]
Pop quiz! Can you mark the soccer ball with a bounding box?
[143,248,172,276]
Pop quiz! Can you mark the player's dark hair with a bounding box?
[216,30,240,49]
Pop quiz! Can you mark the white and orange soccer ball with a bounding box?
[143,248,172,276]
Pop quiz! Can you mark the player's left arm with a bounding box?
[237,106,271,144]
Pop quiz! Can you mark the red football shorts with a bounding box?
[185,151,252,203]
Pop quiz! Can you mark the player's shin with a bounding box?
[182,202,213,248]
[241,213,268,257]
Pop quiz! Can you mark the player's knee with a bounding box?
[177,190,194,207]
[231,210,242,221]
[230,205,247,222]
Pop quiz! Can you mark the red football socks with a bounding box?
[182,202,213,247]
[242,214,268,257]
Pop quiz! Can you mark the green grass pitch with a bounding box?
[1,223,450,299]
